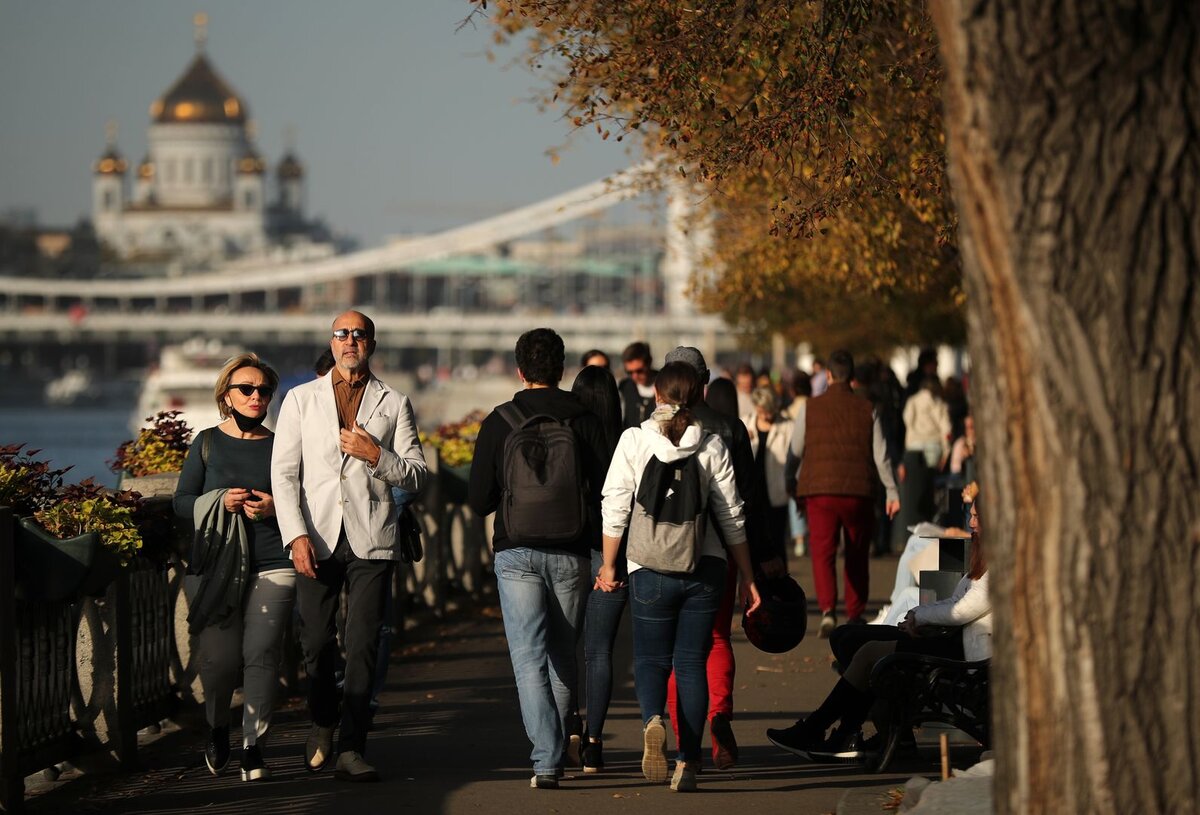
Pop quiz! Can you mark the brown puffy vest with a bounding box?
[796,382,876,499]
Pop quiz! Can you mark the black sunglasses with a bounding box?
[332,328,371,342]
[228,384,275,398]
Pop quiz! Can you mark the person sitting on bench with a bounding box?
[766,488,990,763]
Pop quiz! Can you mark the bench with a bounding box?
[867,652,990,773]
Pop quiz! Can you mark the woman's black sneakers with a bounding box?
[766,720,825,758]
[582,739,604,773]
[806,726,867,762]
[205,726,231,775]
[240,744,272,781]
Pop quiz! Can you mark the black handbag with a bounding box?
[398,505,424,564]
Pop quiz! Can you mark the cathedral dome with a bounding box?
[150,53,248,125]
[137,156,154,180]
[277,152,305,180]
[237,145,266,176]
[94,145,128,176]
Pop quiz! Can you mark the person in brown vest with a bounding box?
[784,350,900,637]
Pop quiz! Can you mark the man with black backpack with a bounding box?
[468,328,610,790]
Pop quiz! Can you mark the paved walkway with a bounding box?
[23,556,983,815]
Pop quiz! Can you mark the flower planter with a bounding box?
[79,546,124,597]
[14,517,101,602]
[118,471,181,498]
[438,460,472,505]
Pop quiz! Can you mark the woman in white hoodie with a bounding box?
[597,361,762,792]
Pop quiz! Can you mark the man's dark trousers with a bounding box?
[296,531,392,755]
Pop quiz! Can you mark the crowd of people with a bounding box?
[172,311,985,794]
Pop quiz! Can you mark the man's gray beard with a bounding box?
[339,353,369,374]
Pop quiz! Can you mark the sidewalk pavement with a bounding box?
[23,555,983,815]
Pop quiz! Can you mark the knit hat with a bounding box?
[664,346,709,381]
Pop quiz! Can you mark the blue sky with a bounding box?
[0,1,640,246]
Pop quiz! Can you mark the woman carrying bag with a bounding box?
[173,353,295,782]
[597,361,762,793]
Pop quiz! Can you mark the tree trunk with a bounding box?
[931,1,1200,812]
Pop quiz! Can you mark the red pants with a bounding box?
[806,494,874,620]
[667,559,737,751]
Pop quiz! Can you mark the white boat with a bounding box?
[131,338,252,435]
[45,369,96,405]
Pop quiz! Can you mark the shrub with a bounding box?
[419,411,485,467]
[0,444,70,515]
[34,480,144,565]
[111,410,193,477]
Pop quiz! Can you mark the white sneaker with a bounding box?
[870,605,891,625]
[670,760,698,792]
[641,715,669,782]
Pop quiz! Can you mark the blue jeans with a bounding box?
[584,550,628,739]
[494,547,588,774]
[629,556,726,762]
[890,532,936,607]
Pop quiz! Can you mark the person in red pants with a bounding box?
[784,350,899,637]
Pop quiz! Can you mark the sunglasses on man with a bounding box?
[227,384,275,398]
[332,328,371,342]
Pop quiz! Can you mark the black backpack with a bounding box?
[497,402,588,544]
[626,438,709,574]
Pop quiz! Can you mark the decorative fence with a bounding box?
[0,454,493,812]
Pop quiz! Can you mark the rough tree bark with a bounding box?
[931,1,1200,811]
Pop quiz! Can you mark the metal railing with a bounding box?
[0,469,494,812]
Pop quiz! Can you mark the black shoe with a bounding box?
[582,739,604,774]
[530,773,559,789]
[205,726,230,776]
[766,720,825,759]
[240,744,271,782]
[807,726,867,762]
[709,713,738,770]
[846,616,868,626]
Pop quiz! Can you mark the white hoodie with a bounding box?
[601,419,748,575]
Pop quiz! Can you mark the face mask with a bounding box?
[231,407,266,432]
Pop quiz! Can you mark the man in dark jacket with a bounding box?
[468,327,609,789]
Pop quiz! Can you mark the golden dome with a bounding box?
[94,146,128,176]
[152,53,248,125]
[277,152,304,180]
[237,147,265,176]
[137,157,154,180]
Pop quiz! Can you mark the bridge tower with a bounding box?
[662,176,713,317]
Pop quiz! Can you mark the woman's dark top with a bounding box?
[173,428,291,574]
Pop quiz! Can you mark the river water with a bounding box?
[0,405,134,488]
[0,374,520,489]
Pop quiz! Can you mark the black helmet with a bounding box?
[742,575,808,653]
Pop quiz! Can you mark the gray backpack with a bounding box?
[627,438,709,574]
[497,402,588,544]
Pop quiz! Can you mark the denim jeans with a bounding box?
[583,550,628,739]
[890,532,936,607]
[494,547,588,774]
[629,556,726,762]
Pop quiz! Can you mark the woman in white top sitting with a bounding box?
[767,492,990,763]
[597,361,762,792]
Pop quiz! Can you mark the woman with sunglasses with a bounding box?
[173,353,295,782]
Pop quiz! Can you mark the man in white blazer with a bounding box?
[272,310,427,782]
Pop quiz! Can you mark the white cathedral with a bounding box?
[92,17,333,269]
